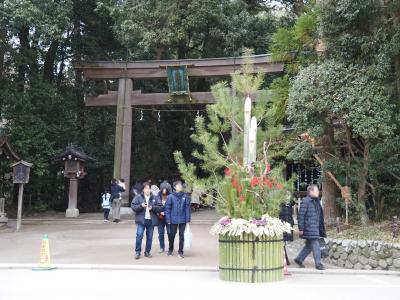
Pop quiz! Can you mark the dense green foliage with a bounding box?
[269,0,400,223]
[0,0,279,213]
[0,0,399,223]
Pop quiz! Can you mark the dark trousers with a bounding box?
[168,223,186,254]
[103,208,110,220]
[296,238,321,267]
[135,219,154,255]
[158,221,167,250]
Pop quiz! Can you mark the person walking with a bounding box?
[100,188,112,222]
[157,187,170,253]
[165,180,191,258]
[294,184,326,270]
[111,179,125,223]
[131,182,163,259]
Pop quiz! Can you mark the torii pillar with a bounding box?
[114,78,132,205]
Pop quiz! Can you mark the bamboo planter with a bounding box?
[218,233,284,283]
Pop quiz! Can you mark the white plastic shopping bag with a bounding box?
[184,224,192,250]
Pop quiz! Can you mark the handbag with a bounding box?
[319,237,329,258]
[184,224,192,250]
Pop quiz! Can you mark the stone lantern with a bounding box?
[56,145,94,218]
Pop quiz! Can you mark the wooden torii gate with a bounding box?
[74,54,283,203]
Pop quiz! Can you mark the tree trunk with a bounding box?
[57,45,65,89]
[357,140,370,225]
[72,15,85,144]
[43,40,59,82]
[320,124,337,225]
[17,25,30,88]
[0,24,6,77]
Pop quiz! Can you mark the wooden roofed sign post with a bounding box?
[0,131,32,230]
[74,55,283,204]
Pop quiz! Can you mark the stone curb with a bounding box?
[0,263,399,276]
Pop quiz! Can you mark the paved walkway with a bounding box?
[0,209,329,268]
[0,209,219,266]
[2,269,400,300]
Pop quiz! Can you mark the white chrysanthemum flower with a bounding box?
[210,215,292,237]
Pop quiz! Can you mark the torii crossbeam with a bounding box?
[74,54,283,204]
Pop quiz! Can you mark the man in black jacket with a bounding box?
[294,184,326,270]
[131,182,163,259]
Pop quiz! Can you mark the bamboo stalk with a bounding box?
[240,234,243,283]
[262,235,266,282]
[227,235,231,281]
[232,235,235,282]
[236,235,239,282]
[269,237,272,282]
[220,234,223,280]
[272,237,276,281]
[219,235,222,280]
[272,237,275,282]
[257,236,264,282]
[245,233,248,283]
[229,236,235,281]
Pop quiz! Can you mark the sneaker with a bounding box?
[167,251,173,256]
[294,258,305,268]
[178,253,184,259]
[316,264,325,270]
[144,252,152,258]
[103,219,108,223]
[159,248,165,253]
[135,253,140,260]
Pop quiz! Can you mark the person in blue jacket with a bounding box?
[165,180,191,258]
[294,184,326,270]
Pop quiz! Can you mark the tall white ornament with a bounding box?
[248,116,257,165]
[243,96,252,166]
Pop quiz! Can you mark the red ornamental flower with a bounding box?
[224,168,231,177]
[265,163,271,173]
[250,176,261,188]
[272,179,283,190]
[231,175,243,194]
[263,178,273,189]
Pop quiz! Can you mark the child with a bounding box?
[101,188,112,222]
[118,179,126,198]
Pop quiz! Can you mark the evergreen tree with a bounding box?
[175,58,293,219]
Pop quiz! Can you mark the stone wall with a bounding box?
[325,239,400,271]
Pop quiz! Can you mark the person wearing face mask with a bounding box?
[165,180,191,258]
[157,187,170,253]
[294,184,326,270]
[131,182,163,260]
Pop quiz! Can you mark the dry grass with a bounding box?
[327,221,400,243]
